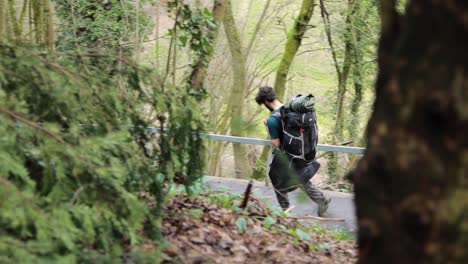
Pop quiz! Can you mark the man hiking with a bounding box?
[255,86,331,216]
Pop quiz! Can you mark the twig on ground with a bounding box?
[288,215,345,222]
[240,180,253,209]
[284,205,295,214]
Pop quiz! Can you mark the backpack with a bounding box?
[272,94,318,161]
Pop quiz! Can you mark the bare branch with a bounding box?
[288,215,345,222]
[0,108,65,144]
[68,186,84,206]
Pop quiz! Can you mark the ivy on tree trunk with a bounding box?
[189,0,227,91]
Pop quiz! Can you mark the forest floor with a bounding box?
[158,188,357,264]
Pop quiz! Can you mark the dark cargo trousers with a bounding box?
[273,181,326,210]
[268,151,327,210]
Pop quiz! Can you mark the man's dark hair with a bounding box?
[255,86,276,105]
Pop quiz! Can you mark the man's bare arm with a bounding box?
[264,118,281,148]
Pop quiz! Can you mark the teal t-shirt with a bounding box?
[266,109,282,140]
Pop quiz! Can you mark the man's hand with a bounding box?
[271,138,281,148]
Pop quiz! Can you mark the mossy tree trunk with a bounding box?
[207,0,273,178]
[274,0,315,101]
[351,1,468,263]
[320,0,354,181]
[44,0,55,52]
[2,0,53,48]
[348,25,363,142]
[189,0,228,176]
[0,0,5,38]
[17,0,29,38]
[31,0,44,44]
[332,40,352,143]
[207,107,231,176]
[189,0,227,91]
[7,0,20,37]
[223,1,250,179]
[251,0,315,180]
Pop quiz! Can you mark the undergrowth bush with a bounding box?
[0,42,204,262]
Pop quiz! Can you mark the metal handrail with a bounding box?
[20,123,365,154]
[201,133,365,154]
[143,127,365,154]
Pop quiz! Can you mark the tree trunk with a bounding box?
[333,41,352,142]
[0,0,5,38]
[327,48,352,181]
[28,0,32,41]
[32,0,44,45]
[19,0,29,37]
[189,0,227,92]
[351,1,468,263]
[44,0,55,52]
[223,1,250,179]
[348,26,363,141]
[274,0,315,101]
[321,0,354,181]
[7,0,20,37]
[207,107,231,176]
[18,0,29,38]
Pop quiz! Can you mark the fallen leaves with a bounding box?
[160,193,357,263]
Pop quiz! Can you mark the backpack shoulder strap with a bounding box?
[271,111,281,121]
[271,111,285,130]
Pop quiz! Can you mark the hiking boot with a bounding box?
[317,197,331,217]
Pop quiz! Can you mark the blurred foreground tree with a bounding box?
[351,0,468,263]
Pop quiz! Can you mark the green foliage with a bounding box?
[286,228,311,242]
[235,217,247,233]
[0,41,204,262]
[208,191,241,210]
[331,228,354,241]
[54,0,151,53]
[186,209,204,219]
[262,216,276,230]
[308,223,354,241]
[171,2,217,60]
[167,0,217,98]
[294,229,312,241]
